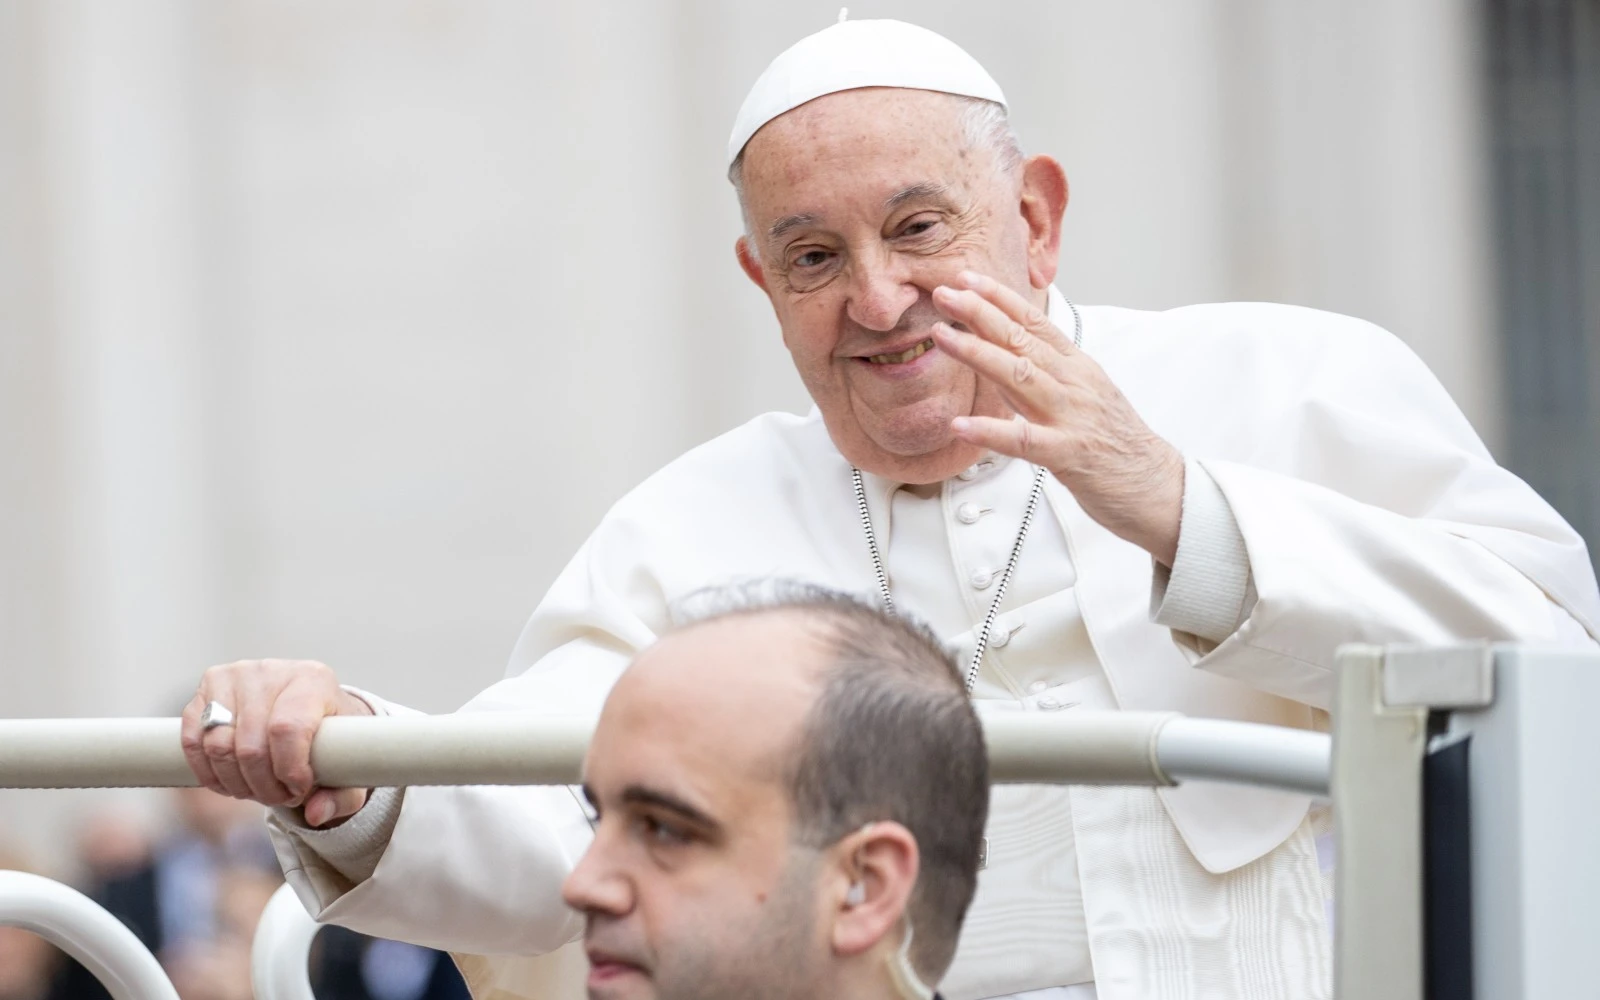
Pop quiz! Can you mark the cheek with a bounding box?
[779,298,844,368]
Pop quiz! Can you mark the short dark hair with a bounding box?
[671,580,989,981]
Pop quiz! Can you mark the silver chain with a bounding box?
[854,465,1045,692]
[851,296,1082,693]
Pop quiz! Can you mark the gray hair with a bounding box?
[728,95,1024,257]
[670,580,990,983]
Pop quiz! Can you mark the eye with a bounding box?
[634,813,693,848]
[900,219,938,237]
[782,244,844,293]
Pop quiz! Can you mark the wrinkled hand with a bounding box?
[931,270,1185,566]
[181,660,374,828]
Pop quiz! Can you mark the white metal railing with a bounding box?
[0,711,1331,795]
[252,882,320,1000]
[0,870,179,1000]
[0,711,1329,1000]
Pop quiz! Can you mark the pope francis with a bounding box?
[181,17,1600,1000]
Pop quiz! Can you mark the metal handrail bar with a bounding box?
[0,712,1330,796]
[0,870,179,1000]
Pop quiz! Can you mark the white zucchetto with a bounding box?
[727,15,1008,167]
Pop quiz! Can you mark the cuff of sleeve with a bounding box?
[264,686,419,890]
[1151,459,1255,645]
[269,785,406,887]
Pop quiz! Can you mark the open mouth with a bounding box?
[865,338,935,365]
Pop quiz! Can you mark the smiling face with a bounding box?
[734,88,1062,484]
[561,616,833,1000]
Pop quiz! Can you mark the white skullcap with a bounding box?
[727,13,1007,168]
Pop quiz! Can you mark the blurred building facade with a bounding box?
[0,0,1539,863]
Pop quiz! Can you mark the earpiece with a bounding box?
[845,882,866,907]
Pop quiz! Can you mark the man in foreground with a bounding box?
[183,16,1600,1000]
[564,583,986,1000]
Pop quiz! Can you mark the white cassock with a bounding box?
[268,287,1600,1000]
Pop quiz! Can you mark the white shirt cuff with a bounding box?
[265,684,411,888]
[269,785,404,886]
[1151,459,1256,645]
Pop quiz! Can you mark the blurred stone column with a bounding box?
[32,0,224,718]
[1214,0,1504,450]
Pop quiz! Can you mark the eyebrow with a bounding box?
[884,182,954,212]
[768,212,820,242]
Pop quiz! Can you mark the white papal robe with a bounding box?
[268,288,1600,1000]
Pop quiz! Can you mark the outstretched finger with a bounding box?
[931,321,1067,422]
[949,414,1065,468]
[932,285,1071,385]
[954,271,1079,357]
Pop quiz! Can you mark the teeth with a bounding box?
[867,339,934,365]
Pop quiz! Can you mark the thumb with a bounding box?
[303,786,370,828]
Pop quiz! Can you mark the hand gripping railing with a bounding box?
[0,870,179,1000]
[0,711,1330,1000]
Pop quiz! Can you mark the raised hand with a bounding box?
[931,270,1185,566]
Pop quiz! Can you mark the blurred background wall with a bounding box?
[0,0,1537,866]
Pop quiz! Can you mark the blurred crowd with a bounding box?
[0,789,469,1000]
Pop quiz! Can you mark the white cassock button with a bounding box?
[991,625,1013,648]
[956,503,984,524]
[957,460,994,482]
[970,570,994,590]
[1037,696,1062,711]
[1028,680,1047,694]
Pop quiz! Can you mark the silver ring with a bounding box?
[199,701,235,732]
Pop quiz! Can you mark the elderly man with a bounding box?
[183,16,1600,1000]
[564,583,987,1000]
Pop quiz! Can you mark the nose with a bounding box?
[845,246,919,332]
[561,837,635,918]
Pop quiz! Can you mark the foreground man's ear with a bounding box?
[736,236,770,293]
[1019,154,1068,291]
[830,821,919,959]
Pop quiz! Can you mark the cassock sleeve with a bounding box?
[262,513,669,954]
[1148,313,1600,712]
[1150,460,1255,644]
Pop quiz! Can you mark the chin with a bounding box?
[862,431,985,485]
[876,426,956,459]
[868,401,968,456]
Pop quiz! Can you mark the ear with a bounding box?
[736,236,769,293]
[1018,154,1068,291]
[830,822,920,960]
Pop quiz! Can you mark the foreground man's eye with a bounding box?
[634,814,692,847]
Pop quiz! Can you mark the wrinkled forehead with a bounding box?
[737,89,983,212]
